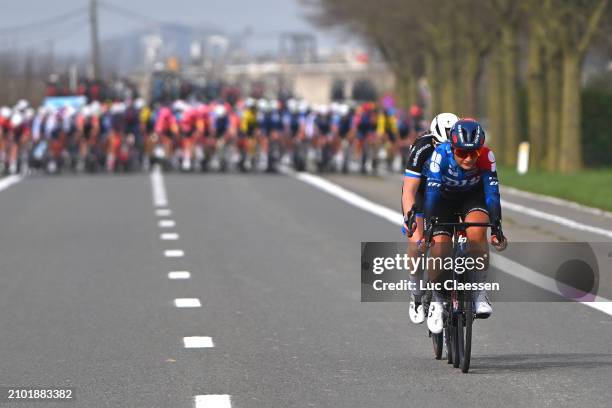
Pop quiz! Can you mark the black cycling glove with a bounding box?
[403,205,418,237]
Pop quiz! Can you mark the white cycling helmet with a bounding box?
[89,101,102,116]
[81,105,92,118]
[430,112,459,143]
[24,107,35,120]
[110,102,125,115]
[257,99,270,112]
[64,105,77,118]
[287,98,298,113]
[298,100,309,114]
[134,98,145,110]
[338,103,350,116]
[330,102,340,115]
[15,99,29,112]
[173,100,187,112]
[214,104,227,117]
[1,106,12,118]
[10,112,24,127]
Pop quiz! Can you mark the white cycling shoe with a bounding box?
[475,291,492,318]
[427,301,444,334]
[409,301,425,324]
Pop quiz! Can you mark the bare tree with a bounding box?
[303,0,610,172]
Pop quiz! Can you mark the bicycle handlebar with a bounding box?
[433,222,495,228]
[422,218,497,248]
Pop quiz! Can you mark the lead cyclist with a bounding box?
[422,119,507,334]
[401,112,459,324]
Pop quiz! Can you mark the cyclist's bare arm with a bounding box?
[401,176,419,218]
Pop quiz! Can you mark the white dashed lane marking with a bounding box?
[150,165,168,207]
[174,298,202,308]
[164,249,184,258]
[150,166,231,404]
[156,208,172,217]
[168,271,191,279]
[194,394,231,408]
[183,336,214,348]
[159,219,176,228]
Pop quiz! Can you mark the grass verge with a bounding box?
[498,166,612,212]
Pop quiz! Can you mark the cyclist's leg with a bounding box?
[257,130,268,169]
[426,232,452,333]
[407,191,425,323]
[462,189,492,317]
[9,135,18,174]
[425,198,457,333]
[0,134,5,172]
[407,215,425,323]
[181,133,193,171]
[464,210,489,254]
[462,186,491,267]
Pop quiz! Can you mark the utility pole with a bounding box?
[89,0,101,80]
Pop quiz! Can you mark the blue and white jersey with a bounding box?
[424,142,501,223]
[283,112,303,136]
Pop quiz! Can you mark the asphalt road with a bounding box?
[0,171,610,407]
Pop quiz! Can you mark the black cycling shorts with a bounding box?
[432,185,489,237]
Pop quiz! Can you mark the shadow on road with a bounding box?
[470,353,612,374]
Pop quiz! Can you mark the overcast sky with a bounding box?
[0,0,347,54]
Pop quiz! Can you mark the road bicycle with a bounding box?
[420,217,495,373]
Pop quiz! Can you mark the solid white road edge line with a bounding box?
[161,232,179,240]
[184,336,214,348]
[0,175,23,192]
[501,200,612,239]
[194,394,231,408]
[295,172,403,225]
[168,271,191,279]
[174,298,201,308]
[490,253,612,316]
[294,171,612,239]
[288,170,612,316]
[164,249,184,258]
[502,185,612,220]
[150,165,168,207]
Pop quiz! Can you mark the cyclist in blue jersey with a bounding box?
[423,119,507,334]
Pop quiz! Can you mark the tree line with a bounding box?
[303,0,610,172]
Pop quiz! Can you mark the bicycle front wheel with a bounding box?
[460,299,473,373]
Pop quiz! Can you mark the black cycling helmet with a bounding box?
[449,119,485,150]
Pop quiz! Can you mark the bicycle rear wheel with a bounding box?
[453,313,463,368]
[445,324,453,364]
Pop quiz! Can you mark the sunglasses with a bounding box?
[453,148,481,159]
